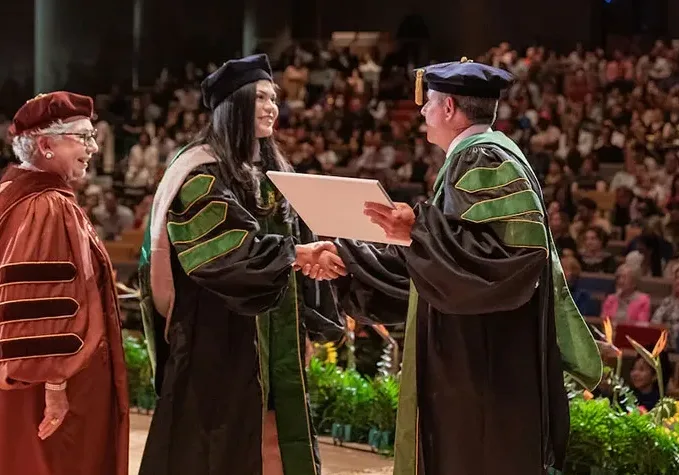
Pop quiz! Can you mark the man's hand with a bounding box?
[39,386,69,440]
[294,242,347,280]
[364,202,416,243]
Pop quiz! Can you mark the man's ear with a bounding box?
[444,95,456,120]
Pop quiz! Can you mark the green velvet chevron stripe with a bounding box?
[455,161,527,193]
[461,189,542,223]
[489,219,548,252]
[167,201,228,244]
[174,174,215,214]
[177,229,248,274]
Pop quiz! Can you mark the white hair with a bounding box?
[11,118,92,164]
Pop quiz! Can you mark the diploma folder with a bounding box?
[266,171,411,246]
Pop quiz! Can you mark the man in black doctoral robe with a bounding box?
[311,59,602,475]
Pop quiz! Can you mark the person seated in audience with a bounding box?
[579,226,617,273]
[610,151,640,191]
[91,190,135,240]
[601,263,651,323]
[125,131,159,188]
[571,154,606,194]
[629,350,671,411]
[633,163,667,208]
[624,222,671,277]
[570,197,612,246]
[562,255,598,316]
[652,267,679,351]
[662,199,679,250]
[549,210,578,257]
[542,157,569,204]
[611,186,634,237]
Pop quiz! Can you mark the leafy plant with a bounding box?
[307,358,679,471]
[370,375,399,433]
[123,331,155,411]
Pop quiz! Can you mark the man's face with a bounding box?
[420,91,450,149]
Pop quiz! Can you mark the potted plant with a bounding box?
[368,375,398,452]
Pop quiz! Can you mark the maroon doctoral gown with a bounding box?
[0,166,129,475]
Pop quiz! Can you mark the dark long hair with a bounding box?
[198,81,292,218]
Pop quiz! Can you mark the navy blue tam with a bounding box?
[201,54,273,110]
[414,57,514,104]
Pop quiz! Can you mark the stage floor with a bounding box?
[129,413,393,475]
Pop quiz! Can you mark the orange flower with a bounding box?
[652,329,669,358]
[602,315,614,345]
[372,324,390,339]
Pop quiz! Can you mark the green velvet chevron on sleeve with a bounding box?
[167,172,250,276]
[488,219,548,251]
[455,160,527,193]
[175,174,215,214]
[460,189,543,223]
[167,201,228,244]
[455,156,547,253]
[177,229,249,274]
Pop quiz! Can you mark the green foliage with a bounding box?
[123,331,156,411]
[565,398,679,474]
[306,356,400,444]
[308,358,679,471]
[370,375,399,433]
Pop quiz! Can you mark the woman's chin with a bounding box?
[255,126,274,139]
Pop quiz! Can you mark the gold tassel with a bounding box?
[415,69,424,105]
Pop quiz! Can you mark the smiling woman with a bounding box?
[138,53,345,475]
[11,111,99,182]
[0,91,129,475]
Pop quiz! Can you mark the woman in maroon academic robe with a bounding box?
[0,92,129,475]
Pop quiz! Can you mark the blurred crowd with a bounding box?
[3,38,679,352]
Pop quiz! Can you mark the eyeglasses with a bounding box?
[39,129,98,145]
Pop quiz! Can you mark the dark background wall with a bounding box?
[0,0,675,110]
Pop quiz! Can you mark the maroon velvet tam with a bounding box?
[9,91,94,137]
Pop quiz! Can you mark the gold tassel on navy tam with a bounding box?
[415,69,424,105]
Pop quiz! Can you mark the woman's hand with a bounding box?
[39,385,69,440]
[294,242,347,280]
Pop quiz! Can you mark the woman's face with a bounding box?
[581,158,593,174]
[37,119,99,182]
[616,266,636,293]
[584,230,602,253]
[254,80,278,138]
[548,201,561,215]
[548,161,561,175]
[630,358,655,391]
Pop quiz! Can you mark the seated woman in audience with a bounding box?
[652,266,679,351]
[625,225,669,277]
[562,255,598,316]
[571,154,606,194]
[601,263,651,322]
[579,226,617,273]
[550,210,578,257]
[570,197,612,246]
[629,350,672,411]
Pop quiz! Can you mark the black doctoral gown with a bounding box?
[334,133,601,475]
[138,152,344,475]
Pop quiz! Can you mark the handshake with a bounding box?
[294,241,347,281]
[291,201,417,281]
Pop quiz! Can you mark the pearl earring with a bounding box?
[45,152,53,159]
